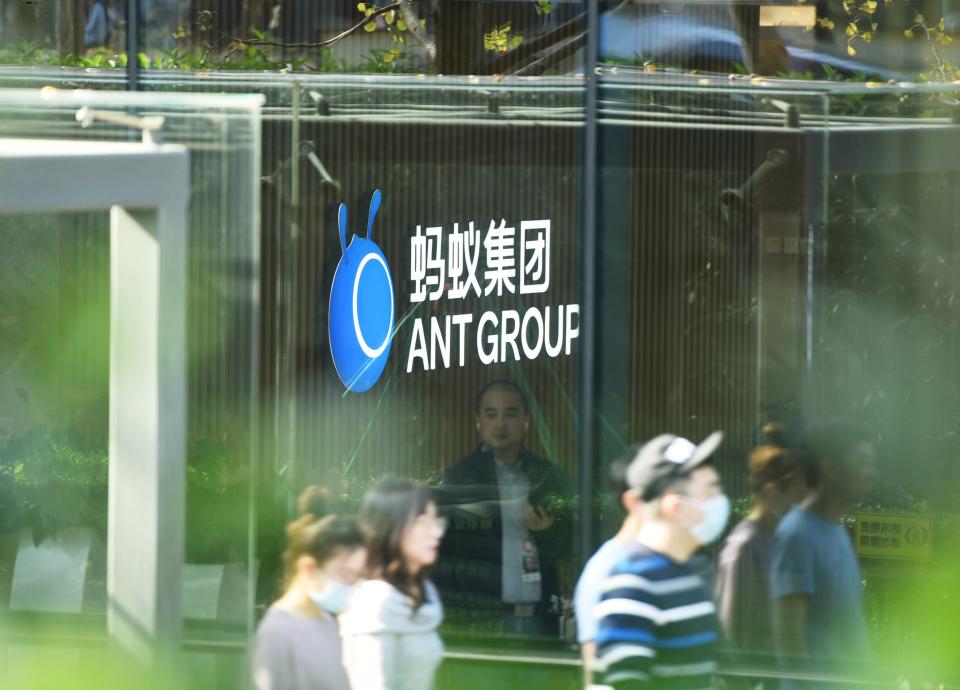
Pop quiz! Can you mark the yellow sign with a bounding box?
[854,512,932,561]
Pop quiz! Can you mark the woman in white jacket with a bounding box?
[341,478,445,690]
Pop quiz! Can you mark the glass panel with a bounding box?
[813,86,960,684]
[592,77,825,677]
[590,71,960,690]
[0,90,261,658]
[0,210,110,622]
[3,35,960,690]
[254,78,586,655]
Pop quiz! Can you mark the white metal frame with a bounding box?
[0,138,189,663]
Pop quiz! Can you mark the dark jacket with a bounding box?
[433,447,573,628]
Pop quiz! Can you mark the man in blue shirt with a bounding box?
[772,418,876,681]
[83,0,108,47]
[595,431,729,690]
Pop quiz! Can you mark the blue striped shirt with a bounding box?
[595,545,719,690]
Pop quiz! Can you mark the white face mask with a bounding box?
[678,494,731,545]
[307,578,355,615]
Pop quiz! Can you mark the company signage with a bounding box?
[405,218,579,373]
[328,190,580,392]
[329,190,395,393]
[854,511,932,561]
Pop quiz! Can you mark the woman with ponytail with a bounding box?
[340,478,446,690]
[715,424,808,662]
[251,487,366,690]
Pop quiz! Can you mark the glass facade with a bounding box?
[1,3,960,690]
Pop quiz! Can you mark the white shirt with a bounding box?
[573,539,631,643]
[340,579,444,690]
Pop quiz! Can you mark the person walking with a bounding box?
[771,418,876,685]
[340,478,446,690]
[573,454,644,685]
[715,424,807,664]
[594,432,729,690]
[251,507,367,690]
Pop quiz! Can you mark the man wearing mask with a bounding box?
[594,432,729,690]
[435,380,572,637]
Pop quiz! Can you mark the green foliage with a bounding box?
[0,433,107,541]
[533,0,553,15]
[483,22,524,54]
[813,0,957,80]
[356,1,411,67]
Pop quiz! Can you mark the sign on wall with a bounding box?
[329,189,580,393]
[405,215,579,373]
[854,511,932,561]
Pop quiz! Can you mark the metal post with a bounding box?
[578,0,600,569]
[125,0,139,90]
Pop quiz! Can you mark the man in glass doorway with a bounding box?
[434,380,573,637]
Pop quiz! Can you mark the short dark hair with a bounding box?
[607,458,630,500]
[474,380,529,414]
[606,456,632,515]
[806,417,870,488]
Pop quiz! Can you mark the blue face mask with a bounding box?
[678,494,731,545]
[307,579,354,615]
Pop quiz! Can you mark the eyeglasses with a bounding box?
[413,515,448,533]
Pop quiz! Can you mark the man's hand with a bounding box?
[524,503,555,531]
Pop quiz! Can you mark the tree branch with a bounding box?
[213,3,401,50]
[399,0,436,60]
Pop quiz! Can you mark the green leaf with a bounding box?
[357,2,366,10]
[396,19,407,31]
[364,20,377,32]
[508,35,524,49]
[384,9,395,24]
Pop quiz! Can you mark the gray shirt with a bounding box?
[716,517,775,657]
[495,459,541,604]
[772,506,872,667]
[251,606,351,690]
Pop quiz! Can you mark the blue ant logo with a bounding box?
[329,189,394,392]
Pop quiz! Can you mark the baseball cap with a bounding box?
[626,431,724,501]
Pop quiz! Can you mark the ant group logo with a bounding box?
[329,189,395,392]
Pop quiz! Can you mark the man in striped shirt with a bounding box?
[594,432,730,690]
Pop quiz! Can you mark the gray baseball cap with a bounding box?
[626,431,724,501]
